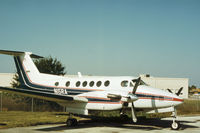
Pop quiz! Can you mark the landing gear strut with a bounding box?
[171,109,180,130]
[66,113,78,126]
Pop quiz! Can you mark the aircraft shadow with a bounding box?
[36,117,200,132]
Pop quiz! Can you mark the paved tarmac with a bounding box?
[0,116,200,133]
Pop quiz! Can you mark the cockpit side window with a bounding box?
[121,80,129,87]
[130,82,134,87]
[140,80,147,85]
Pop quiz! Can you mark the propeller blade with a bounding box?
[132,77,141,94]
[131,102,137,123]
[167,88,173,93]
[176,87,183,96]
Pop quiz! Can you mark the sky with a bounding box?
[0,0,199,87]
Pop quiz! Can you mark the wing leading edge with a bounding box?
[0,86,88,103]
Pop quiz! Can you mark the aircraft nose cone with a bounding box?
[173,95,184,106]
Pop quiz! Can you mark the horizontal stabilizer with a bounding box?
[0,50,24,56]
[0,50,43,58]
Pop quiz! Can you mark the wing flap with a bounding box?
[0,86,88,103]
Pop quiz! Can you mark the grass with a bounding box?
[177,99,200,115]
[0,112,74,129]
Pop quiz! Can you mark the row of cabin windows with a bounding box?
[54,80,110,87]
[55,79,145,88]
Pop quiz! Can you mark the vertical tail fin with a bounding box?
[0,50,43,88]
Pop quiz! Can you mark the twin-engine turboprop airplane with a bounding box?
[0,50,183,130]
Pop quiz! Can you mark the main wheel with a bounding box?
[171,121,180,130]
[66,118,78,126]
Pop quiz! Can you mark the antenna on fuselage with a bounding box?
[78,72,82,78]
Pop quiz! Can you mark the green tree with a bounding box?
[189,85,197,94]
[34,56,66,75]
[11,73,20,88]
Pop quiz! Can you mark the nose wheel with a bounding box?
[171,120,180,130]
[171,109,180,130]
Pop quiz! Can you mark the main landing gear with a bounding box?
[66,113,78,127]
[171,109,180,130]
[120,113,129,121]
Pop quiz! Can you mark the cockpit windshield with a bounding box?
[121,79,148,87]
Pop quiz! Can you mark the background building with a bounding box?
[0,73,14,87]
[140,74,189,99]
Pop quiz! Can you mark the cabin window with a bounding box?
[65,81,70,87]
[55,82,59,86]
[121,80,128,87]
[89,81,94,87]
[76,81,81,87]
[104,80,110,87]
[82,81,87,87]
[96,81,102,87]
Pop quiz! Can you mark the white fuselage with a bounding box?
[24,70,183,111]
[0,51,183,115]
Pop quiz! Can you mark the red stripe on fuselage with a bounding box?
[88,101,122,104]
[172,97,183,102]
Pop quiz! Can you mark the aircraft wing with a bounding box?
[0,86,88,103]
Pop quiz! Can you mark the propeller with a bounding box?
[130,77,141,123]
[131,102,137,122]
[132,77,141,94]
[176,87,183,96]
[167,88,173,93]
[167,87,183,96]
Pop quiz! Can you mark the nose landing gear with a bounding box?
[171,109,180,130]
[171,120,180,130]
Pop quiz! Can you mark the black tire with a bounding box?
[66,119,73,126]
[71,118,78,126]
[66,118,78,126]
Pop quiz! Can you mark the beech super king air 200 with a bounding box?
[0,50,183,130]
